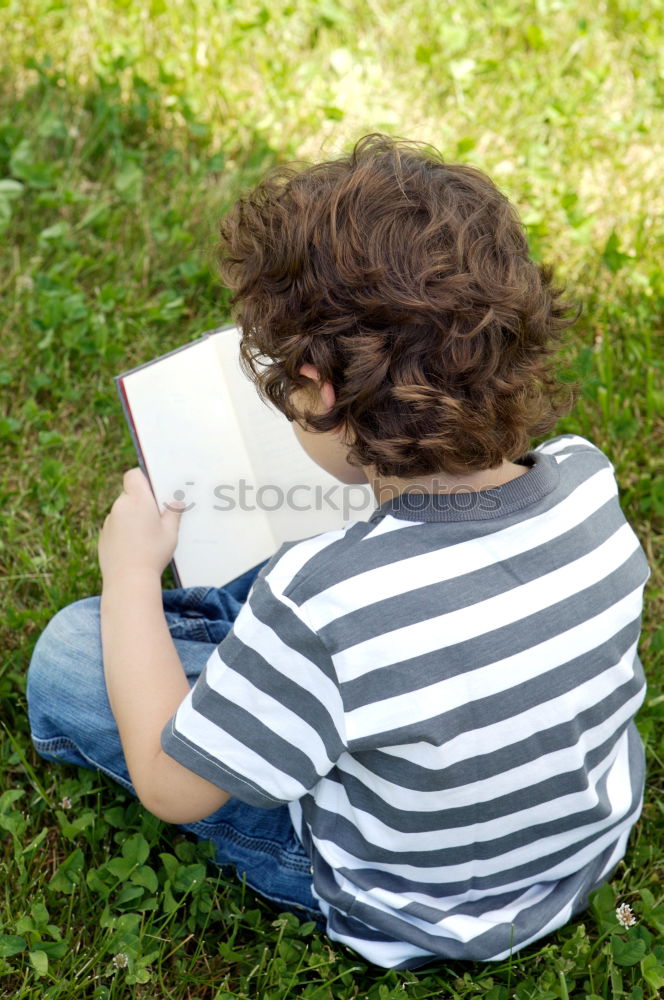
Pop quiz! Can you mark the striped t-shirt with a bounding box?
[162,435,649,968]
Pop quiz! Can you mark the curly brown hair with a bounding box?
[217,133,577,478]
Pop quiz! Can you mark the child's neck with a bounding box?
[367,459,529,506]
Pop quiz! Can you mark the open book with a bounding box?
[116,325,376,587]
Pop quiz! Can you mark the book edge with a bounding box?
[115,322,238,381]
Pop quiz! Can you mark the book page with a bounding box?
[120,336,277,587]
[210,328,376,544]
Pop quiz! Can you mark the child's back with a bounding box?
[165,432,648,965]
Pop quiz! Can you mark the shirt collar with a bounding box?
[367,451,560,524]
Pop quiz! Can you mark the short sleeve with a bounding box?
[161,568,347,808]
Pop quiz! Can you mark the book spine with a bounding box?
[115,376,147,476]
[114,375,183,589]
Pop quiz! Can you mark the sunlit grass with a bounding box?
[4,0,663,287]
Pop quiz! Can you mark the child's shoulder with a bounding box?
[534,433,615,472]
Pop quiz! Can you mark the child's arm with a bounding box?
[98,468,231,824]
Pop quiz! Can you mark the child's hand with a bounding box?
[98,468,183,583]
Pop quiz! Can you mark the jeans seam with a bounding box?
[164,616,217,642]
[187,619,216,642]
[188,819,313,874]
[163,585,209,608]
[32,736,135,794]
[241,879,324,919]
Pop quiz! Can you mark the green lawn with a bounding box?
[1,1,663,997]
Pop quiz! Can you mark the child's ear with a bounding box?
[299,362,319,381]
[298,363,336,413]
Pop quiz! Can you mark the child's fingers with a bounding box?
[123,467,152,496]
[160,502,184,550]
[161,501,185,523]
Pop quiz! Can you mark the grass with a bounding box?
[1,0,663,996]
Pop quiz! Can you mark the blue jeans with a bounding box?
[26,561,325,928]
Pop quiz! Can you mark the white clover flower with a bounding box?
[59,796,72,810]
[615,903,637,928]
[112,953,129,969]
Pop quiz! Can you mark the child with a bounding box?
[27,134,649,969]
